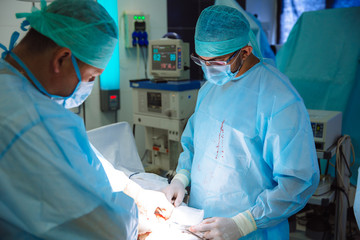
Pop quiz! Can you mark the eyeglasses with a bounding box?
[191,50,241,66]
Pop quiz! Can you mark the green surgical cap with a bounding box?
[195,5,262,59]
[16,0,118,69]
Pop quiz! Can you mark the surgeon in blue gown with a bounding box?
[0,0,173,239]
[163,5,320,240]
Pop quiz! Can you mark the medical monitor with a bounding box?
[148,38,190,81]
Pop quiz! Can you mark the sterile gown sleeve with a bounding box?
[250,98,320,228]
[0,110,138,240]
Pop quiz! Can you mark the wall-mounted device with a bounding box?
[148,38,189,81]
[308,109,342,151]
[124,11,149,48]
[98,0,120,112]
[100,89,120,112]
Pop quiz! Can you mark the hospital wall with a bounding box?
[84,0,168,158]
[246,0,277,44]
[0,0,168,158]
[0,1,32,47]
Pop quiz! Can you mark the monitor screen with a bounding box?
[148,38,189,81]
[152,44,177,71]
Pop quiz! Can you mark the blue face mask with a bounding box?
[49,54,94,109]
[51,80,94,109]
[1,32,94,109]
[201,52,243,86]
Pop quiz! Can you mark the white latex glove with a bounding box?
[189,217,242,240]
[162,179,186,207]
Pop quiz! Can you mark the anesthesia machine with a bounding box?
[131,37,202,171]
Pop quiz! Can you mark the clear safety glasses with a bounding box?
[191,49,241,66]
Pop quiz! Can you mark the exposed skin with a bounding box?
[5,44,103,97]
[199,45,260,77]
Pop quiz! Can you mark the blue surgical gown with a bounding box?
[0,59,138,239]
[177,61,320,239]
[355,167,360,228]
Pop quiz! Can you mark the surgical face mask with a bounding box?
[23,53,89,109]
[51,80,94,109]
[2,33,91,109]
[201,51,243,86]
[2,31,96,109]
[50,55,96,109]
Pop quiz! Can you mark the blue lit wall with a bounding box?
[98,0,120,90]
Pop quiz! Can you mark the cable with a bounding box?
[334,135,354,238]
[132,124,150,166]
[82,101,86,128]
[312,188,333,197]
[140,46,148,79]
[141,149,149,163]
[333,185,352,237]
[335,135,353,190]
[336,135,355,166]
[340,146,352,178]
[327,135,355,170]
[136,45,140,79]
[325,158,330,175]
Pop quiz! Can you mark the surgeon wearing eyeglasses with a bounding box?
[163,5,320,240]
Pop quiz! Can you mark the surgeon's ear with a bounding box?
[241,46,253,60]
[52,47,72,74]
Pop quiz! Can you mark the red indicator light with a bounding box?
[110,95,117,100]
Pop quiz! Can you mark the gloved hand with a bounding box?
[189,217,242,240]
[124,180,174,222]
[135,189,174,220]
[135,190,174,236]
[162,179,186,207]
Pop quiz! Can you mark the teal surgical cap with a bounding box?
[195,5,262,59]
[16,0,118,69]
